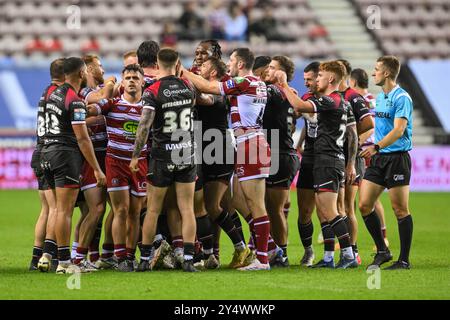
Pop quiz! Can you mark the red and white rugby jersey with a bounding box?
[361,92,376,149]
[79,86,107,152]
[219,75,267,143]
[95,96,147,160]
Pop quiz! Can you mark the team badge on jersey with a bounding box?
[225,79,235,89]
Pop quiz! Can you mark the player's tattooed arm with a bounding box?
[132,108,155,159]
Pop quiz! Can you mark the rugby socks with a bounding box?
[280,244,288,258]
[58,246,71,264]
[321,222,335,262]
[89,221,102,262]
[43,239,57,259]
[253,216,270,264]
[330,216,354,260]
[245,215,256,250]
[196,215,214,257]
[363,210,388,252]
[73,247,88,265]
[71,241,78,260]
[139,244,153,262]
[381,226,387,239]
[114,244,127,262]
[184,242,195,262]
[267,236,278,255]
[101,243,114,259]
[352,244,359,257]
[171,235,184,250]
[398,215,413,263]
[126,247,136,261]
[342,215,351,233]
[215,211,245,250]
[213,223,221,259]
[230,211,245,241]
[31,246,43,264]
[298,221,314,249]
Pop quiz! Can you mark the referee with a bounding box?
[359,56,413,270]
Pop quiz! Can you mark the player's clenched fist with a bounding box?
[94,169,106,187]
[274,70,288,86]
[129,157,139,174]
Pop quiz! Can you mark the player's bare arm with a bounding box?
[360,117,408,158]
[130,107,155,172]
[345,124,358,184]
[275,70,314,113]
[296,126,306,154]
[181,67,221,95]
[356,113,374,135]
[72,123,106,187]
[84,76,116,104]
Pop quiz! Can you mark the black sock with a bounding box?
[330,216,351,250]
[351,244,358,255]
[321,222,335,252]
[184,242,195,261]
[215,211,243,245]
[196,215,214,257]
[43,239,57,259]
[398,215,413,263]
[230,211,245,241]
[140,244,153,261]
[57,246,71,263]
[280,244,287,257]
[363,210,388,252]
[31,246,43,263]
[342,215,351,232]
[298,221,313,249]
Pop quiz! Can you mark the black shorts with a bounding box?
[40,147,83,189]
[266,154,300,189]
[364,151,411,189]
[147,158,197,188]
[31,148,49,191]
[344,156,366,187]
[296,160,314,190]
[202,162,234,185]
[314,166,345,193]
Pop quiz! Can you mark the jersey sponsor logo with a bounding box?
[375,111,391,119]
[165,140,197,151]
[393,174,405,181]
[162,99,192,109]
[123,121,138,135]
[129,108,138,113]
[163,88,190,97]
[46,103,62,115]
[234,77,245,84]
[71,101,85,107]
[319,96,334,104]
[73,108,86,121]
[225,79,235,89]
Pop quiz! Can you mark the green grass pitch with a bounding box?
[0,190,449,300]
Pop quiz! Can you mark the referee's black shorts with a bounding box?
[364,151,411,189]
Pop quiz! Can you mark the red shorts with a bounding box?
[80,151,106,191]
[235,133,271,182]
[105,155,147,197]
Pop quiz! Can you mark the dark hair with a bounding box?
[63,57,85,75]
[137,40,160,68]
[206,56,227,79]
[122,63,144,76]
[50,58,65,80]
[304,61,320,74]
[336,59,352,76]
[157,48,179,69]
[253,56,271,71]
[377,55,400,80]
[232,48,255,70]
[350,68,369,89]
[199,39,222,60]
[272,55,295,82]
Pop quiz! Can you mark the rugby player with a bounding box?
[32,58,64,272]
[87,64,147,272]
[131,48,199,272]
[359,56,414,270]
[123,50,138,67]
[40,57,106,274]
[275,61,358,269]
[182,48,272,271]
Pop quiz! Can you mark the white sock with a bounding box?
[233,241,245,251]
[71,242,78,259]
[342,247,354,260]
[323,251,334,262]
